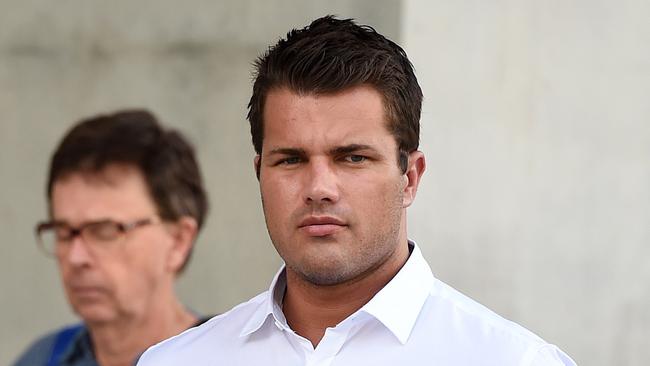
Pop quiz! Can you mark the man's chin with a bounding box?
[71,302,117,324]
[292,259,356,286]
[299,271,349,286]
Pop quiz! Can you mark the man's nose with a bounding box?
[304,159,340,205]
[63,235,94,267]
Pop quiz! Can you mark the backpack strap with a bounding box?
[46,324,83,366]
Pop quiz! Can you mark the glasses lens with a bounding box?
[86,221,122,242]
[37,226,60,256]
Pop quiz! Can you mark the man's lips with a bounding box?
[68,285,107,299]
[298,216,347,237]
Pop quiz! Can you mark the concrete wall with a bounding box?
[0,1,400,364]
[2,1,648,365]
[404,1,650,365]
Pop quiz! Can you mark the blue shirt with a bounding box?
[14,316,209,366]
[13,325,104,366]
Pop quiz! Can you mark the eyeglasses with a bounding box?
[35,218,157,257]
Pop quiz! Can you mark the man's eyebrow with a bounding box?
[330,144,376,155]
[266,148,307,156]
[266,145,377,157]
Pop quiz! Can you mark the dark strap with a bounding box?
[193,315,213,327]
[47,324,83,366]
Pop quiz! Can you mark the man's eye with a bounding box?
[88,222,122,241]
[281,157,301,165]
[345,155,366,163]
[55,227,74,241]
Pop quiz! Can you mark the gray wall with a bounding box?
[404,1,650,365]
[0,1,400,364]
[1,1,648,365]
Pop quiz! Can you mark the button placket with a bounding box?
[304,319,357,366]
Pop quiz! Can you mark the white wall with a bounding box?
[2,1,648,365]
[404,1,650,365]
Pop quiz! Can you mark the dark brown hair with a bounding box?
[247,15,423,172]
[47,109,208,271]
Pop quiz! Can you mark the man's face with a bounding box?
[51,164,178,325]
[258,85,419,286]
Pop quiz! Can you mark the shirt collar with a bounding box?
[359,240,433,344]
[239,240,433,345]
[239,267,288,337]
[59,325,99,365]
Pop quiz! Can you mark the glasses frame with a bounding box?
[35,218,157,257]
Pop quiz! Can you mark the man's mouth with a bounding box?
[298,216,347,237]
[68,285,107,300]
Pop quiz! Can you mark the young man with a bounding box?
[14,110,209,366]
[138,16,576,365]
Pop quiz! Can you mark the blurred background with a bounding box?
[1,0,648,365]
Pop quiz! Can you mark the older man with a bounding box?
[138,16,576,365]
[14,110,209,366]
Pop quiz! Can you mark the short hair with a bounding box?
[47,109,208,272]
[247,15,423,172]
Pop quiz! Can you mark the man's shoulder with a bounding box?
[12,324,83,366]
[422,278,575,365]
[137,291,269,365]
[431,278,541,338]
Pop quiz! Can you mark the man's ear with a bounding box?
[254,155,261,180]
[402,150,426,208]
[166,216,198,274]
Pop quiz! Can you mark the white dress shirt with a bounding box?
[138,242,576,366]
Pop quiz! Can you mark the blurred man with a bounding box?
[14,110,209,366]
[138,16,576,365]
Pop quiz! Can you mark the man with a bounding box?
[138,16,576,365]
[14,110,209,366]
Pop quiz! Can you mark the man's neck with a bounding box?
[88,296,196,366]
[282,242,409,348]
